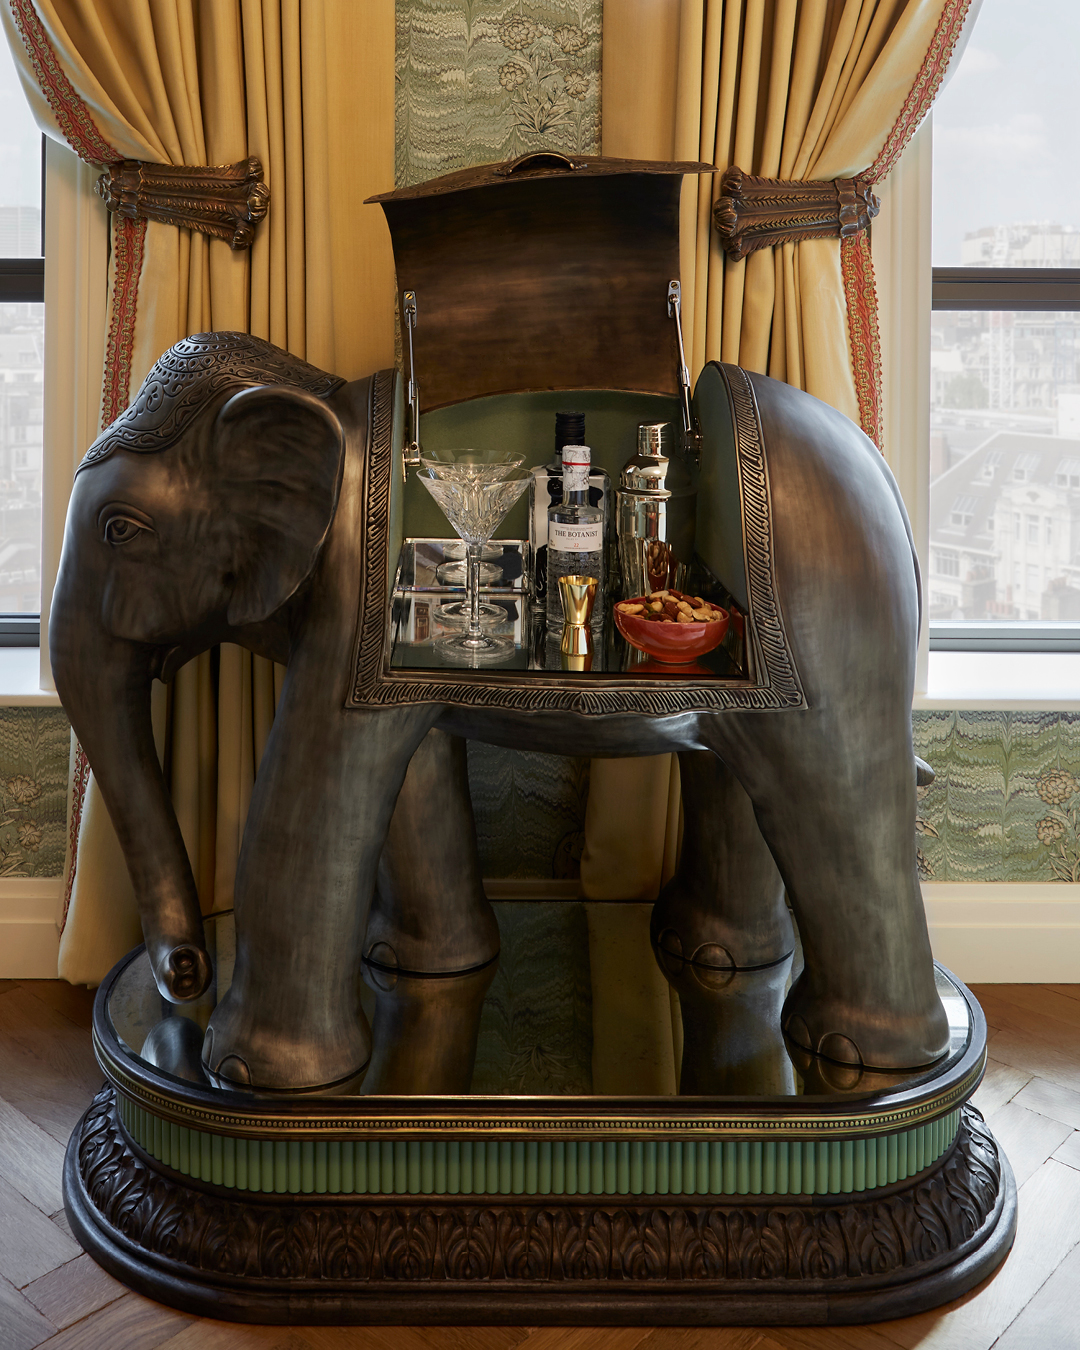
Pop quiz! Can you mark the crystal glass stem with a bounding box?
[467,541,483,642]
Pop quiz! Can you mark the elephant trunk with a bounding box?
[49,594,211,1002]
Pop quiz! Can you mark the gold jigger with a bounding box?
[559,575,597,670]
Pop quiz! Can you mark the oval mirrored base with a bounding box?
[63,941,1016,1325]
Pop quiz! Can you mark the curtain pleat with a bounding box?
[4,0,395,986]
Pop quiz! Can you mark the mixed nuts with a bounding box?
[616,590,726,625]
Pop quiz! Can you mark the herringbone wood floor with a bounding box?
[1,979,1079,1350]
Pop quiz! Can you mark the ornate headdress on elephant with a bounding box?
[78,332,345,473]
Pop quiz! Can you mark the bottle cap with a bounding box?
[562,444,591,467]
[636,422,669,457]
[556,411,586,443]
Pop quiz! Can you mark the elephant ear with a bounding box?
[212,384,346,627]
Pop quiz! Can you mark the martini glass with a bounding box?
[418,449,529,663]
[436,538,506,623]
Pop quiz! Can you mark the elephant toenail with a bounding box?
[365,941,400,969]
[817,1032,863,1067]
[653,928,686,980]
[690,942,735,970]
[656,927,684,959]
[784,1014,812,1051]
[362,958,398,993]
[818,1058,865,1092]
[216,1054,252,1084]
[691,962,736,993]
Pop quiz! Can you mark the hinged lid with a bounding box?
[367,154,715,411]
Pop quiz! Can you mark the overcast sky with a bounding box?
[933,0,1080,263]
[0,34,40,216]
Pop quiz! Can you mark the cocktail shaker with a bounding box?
[616,422,697,596]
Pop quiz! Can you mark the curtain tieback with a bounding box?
[96,157,270,250]
[713,166,879,262]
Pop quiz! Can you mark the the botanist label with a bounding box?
[549,520,603,550]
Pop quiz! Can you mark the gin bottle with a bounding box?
[547,445,605,629]
[527,410,585,603]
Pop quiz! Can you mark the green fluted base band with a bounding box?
[117,1093,962,1199]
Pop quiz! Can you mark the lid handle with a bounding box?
[494,151,582,177]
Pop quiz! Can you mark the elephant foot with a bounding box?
[656,943,796,1096]
[781,970,950,1072]
[360,957,498,1094]
[203,990,371,1093]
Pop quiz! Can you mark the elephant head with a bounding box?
[50,333,347,1003]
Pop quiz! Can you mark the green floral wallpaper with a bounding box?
[0,708,69,877]
[395,0,602,188]
[913,711,1080,883]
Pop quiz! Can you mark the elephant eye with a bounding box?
[104,516,145,545]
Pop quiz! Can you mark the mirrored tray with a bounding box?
[389,539,747,679]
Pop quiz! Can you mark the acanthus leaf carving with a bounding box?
[73,1088,1005,1294]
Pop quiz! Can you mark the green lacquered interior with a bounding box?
[404,389,681,544]
[394,384,748,613]
[118,1095,961,1199]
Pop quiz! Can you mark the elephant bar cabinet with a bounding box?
[55,153,1014,1324]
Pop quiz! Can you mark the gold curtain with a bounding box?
[604,0,975,417]
[583,0,976,1078]
[4,0,395,985]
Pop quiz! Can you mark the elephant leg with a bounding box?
[204,705,437,1092]
[361,728,499,1094]
[651,750,795,1095]
[706,707,949,1072]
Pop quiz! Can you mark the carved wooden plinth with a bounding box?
[65,1087,1014,1325]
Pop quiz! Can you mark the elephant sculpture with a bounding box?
[51,331,949,1095]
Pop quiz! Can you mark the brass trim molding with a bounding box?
[713,166,879,261]
[96,156,269,249]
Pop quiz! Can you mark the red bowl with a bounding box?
[614,595,730,665]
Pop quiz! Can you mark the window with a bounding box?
[0,34,43,644]
[979,449,1002,480]
[1055,459,1080,487]
[934,549,960,577]
[928,0,1080,651]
